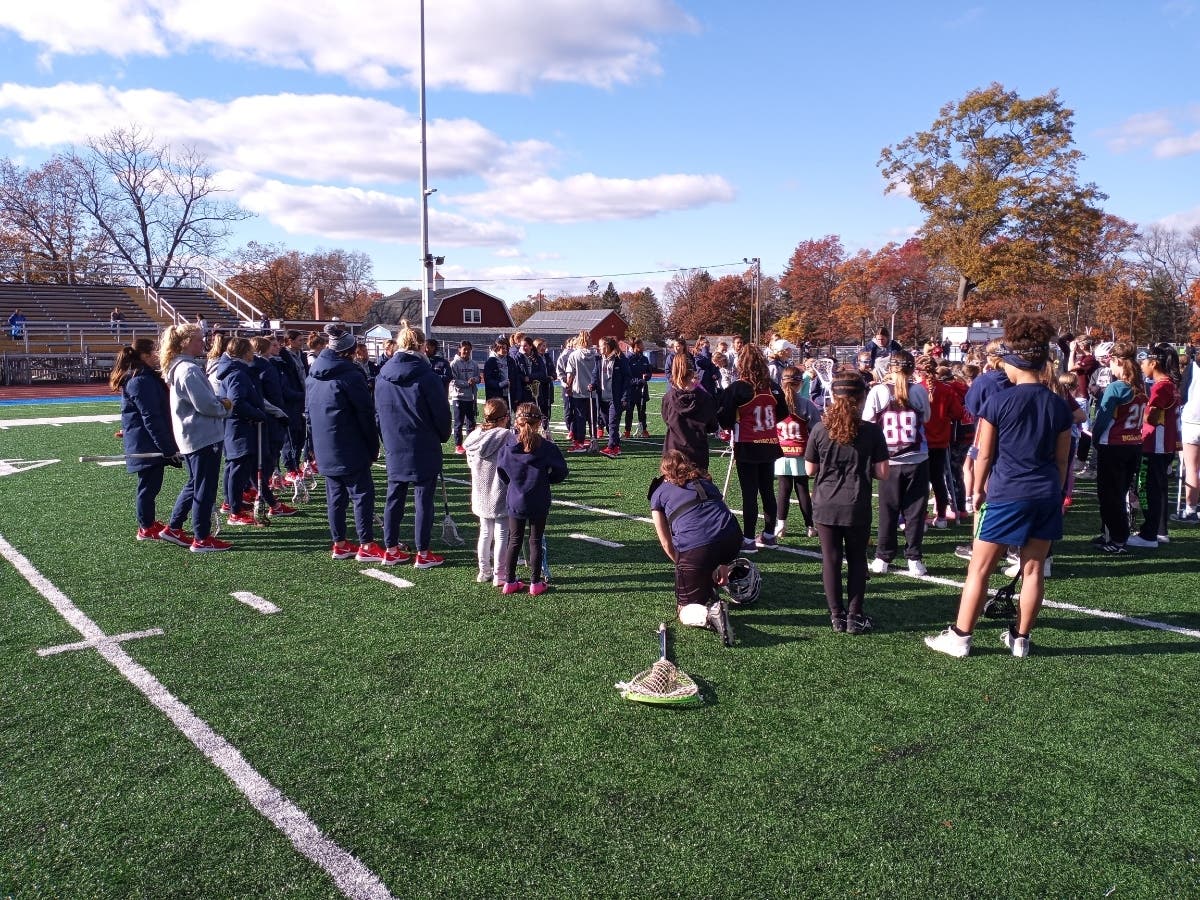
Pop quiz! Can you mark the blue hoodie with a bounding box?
[119,366,178,472]
[214,355,267,460]
[305,349,379,477]
[497,434,569,519]
[375,349,452,482]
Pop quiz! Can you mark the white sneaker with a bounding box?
[869,557,890,575]
[1001,627,1030,658]
[907,559,928,577]
[806,526,817,538]
[774,520,786,539]
[476,572,492,583]
[1004,558,1052,578]
[964,498,974,515]
[1156,534,1170,544]
[925,627,972,658]
[932,517,949,529]
[1126,534,1159,549]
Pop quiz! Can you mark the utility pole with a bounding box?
[418,0,433,335]
[744,257,761,344]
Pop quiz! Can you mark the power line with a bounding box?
[372,260,751,284]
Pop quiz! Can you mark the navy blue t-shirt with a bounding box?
[977,384,1072,503]
[649,478,739,553]
[964,368,1011,418]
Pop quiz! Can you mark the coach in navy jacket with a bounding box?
[375,335,452,555]
[306,335,380,548]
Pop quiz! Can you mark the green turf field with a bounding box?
[2,385,1198,898]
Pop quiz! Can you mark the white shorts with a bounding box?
[1183,421,1200,446]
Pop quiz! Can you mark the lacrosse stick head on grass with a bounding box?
[439,473,465,547]
[615,623,702,707]
[982,573,1019,620]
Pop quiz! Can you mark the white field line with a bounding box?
[39,627,164,657]
[0,414,120,429]
[0,533,394,900]
[568,533,624,548]
[361,569,414,589]
[230,591,280,614]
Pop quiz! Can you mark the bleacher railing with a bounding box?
[190,267,264,325]
[140,283,182,326]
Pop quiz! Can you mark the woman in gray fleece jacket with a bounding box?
[161,324,232,552]
[464,398,512,584]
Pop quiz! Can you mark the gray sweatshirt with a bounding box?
[166,354,229,453]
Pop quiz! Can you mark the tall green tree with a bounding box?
[600,280,621,309]
[879,83,1105,308]
[619,287,666,342]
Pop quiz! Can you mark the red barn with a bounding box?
[362,286,515,350]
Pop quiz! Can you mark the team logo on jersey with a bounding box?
[0,458,59,477]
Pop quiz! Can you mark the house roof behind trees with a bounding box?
[519,309,621,332]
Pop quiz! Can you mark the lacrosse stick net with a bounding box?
[615,623,701,706]
[440,472,465,546]
[982,573,1019,620]
[812,358,835,399]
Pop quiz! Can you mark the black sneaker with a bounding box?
[830,613,847,633]
[706,599,734,647]
[846,614,874,635]
[1098,542,1127,555]
[954,544,973,560]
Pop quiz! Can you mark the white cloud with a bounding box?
[1157,205,1200,230]
[226,174,523,247]
[1155,132,1200,158]
[1103,110,1176,153]
[453,173,735,223]
[493,248,523,258]
[0,0,697,92]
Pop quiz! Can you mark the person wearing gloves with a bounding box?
[160,323,233,552]
[375,323,453,569]
[306,324,382,561]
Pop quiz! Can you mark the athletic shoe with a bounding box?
[740,538,759,554]
[623,429,631,439]
[454,445,465,455]
[706,598,734,647]
[355,541,387,563]
[136,522,165,541]
[385,546,413,566]
[1098,542,1127,555]
[1156,534,1170,543]
[114,429,123,438]
[945,510,958,522]
[159,526,192,547]
[830,613,847,633]
[493,575,505,587]
[219,502,232,514]
[529,581,549,597]
[638,428,650,438]
[568,441,591,454]
[846,614,874,635]
[932,517,949,530]
[756,532,777,549]
[269,502,298,517]
[806,526,817,538]
[414,549,445,569]
[717,429,732,442]
[869,557,890,575]
[1126,534,1158,549]
[501,580,526,594]
[924,626,972,658]
[1003,558,1052,578]
[242,488,257,503]
[283,470,302,485]
[1006,548,1020,564]
[476,571,492,583]
[1074,465,1095,478]
[331,541,359,560]
[190,535,232,553]
[1090,534,1109,546]
[907,559,928,577]
[227,512,258,526]
[774,520,786,539]
[1001,626,1031,658]
[954,545,973,560]
[1171,508,1199,523]
[599,446,621,458]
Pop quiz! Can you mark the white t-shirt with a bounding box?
[863,381,931,464]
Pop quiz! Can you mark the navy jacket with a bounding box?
[483,354,509,400]
[626,351,653,402]
[497,435,569,519]
[120,366,178,472]
[505,354,524,411]
[694,353,719,396]
[214,355,267,460]
[589,352,631,406]
[537,351,555,408]
[514,350,546,406]
[375,349,452,482]
[272,351,306,415]
[305,350,378,476]
[428,354,453,391]
[251,355,286,447]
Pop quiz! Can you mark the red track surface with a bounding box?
[0,383,114,401]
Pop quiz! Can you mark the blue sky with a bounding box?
[1,1,1198,304]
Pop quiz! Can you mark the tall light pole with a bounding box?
[418,0,433,335]
[743,257,761,345]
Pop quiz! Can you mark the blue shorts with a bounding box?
[975,498,1063,546]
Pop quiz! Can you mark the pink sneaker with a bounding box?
[356,541,387,563]
[331,541,359,560]
[501,581,526,595]
[529,581,549,597]
[454,445,465,455]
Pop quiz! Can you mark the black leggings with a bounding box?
[928,447,950,517]
[815,521,870,619]
[504,514,547,584]
[624,390,648,431]
[736,459,777,538]
[775,474,812,527]
[1137,452,1172,541]
[1096,444,1141,544]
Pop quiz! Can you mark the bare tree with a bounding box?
[69,126,251,287]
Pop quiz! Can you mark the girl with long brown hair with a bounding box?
[1127,344,1181,549]
[772,365,821,540]
[805,371,889,633]
[661,350,719,470]
[1091,341,1148,551]
[496,402,569,595]
[717,343,788,552]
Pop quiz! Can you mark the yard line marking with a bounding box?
[0,533,394,900]
[568,533,624,548]
[230,591,280,614]
[0,414,120,429]
[361,569,414,589]
[38,627,164,657]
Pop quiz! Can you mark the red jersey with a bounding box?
[776,413,811,457]
[922,379,965,449]
[1142,378,1180,455]
[735,393,780,444]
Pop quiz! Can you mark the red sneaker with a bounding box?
[190,535,233,553]
[159,525,192,547]
[136,522,165,541]
[331,541,359,560]
[242,488,258,503]
[219,502,232,514]
[356,541,387,563]
[623,429,631,439]
[414,549,445,569]
[568,441,591,454]
[454,445,466,455]
[383,545,413,566]
[269,502,298,517]
[284,470,302,485]
[599,446,621,458]
[227,512,258,526]
[596,428,606,438]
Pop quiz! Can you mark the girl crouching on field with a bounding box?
[497,402,569,595]
[465,398,511,585]
[805,370,889,633]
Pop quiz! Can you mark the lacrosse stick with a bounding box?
[211,506,222,537]
[78,452,164,463]
[589,391,600,453]
[254,421,271,525]
[812,357,835,409]
[982,571,1019,620]
[720,431,736,498]
[439,472,465,546]
[615,623,702,707]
